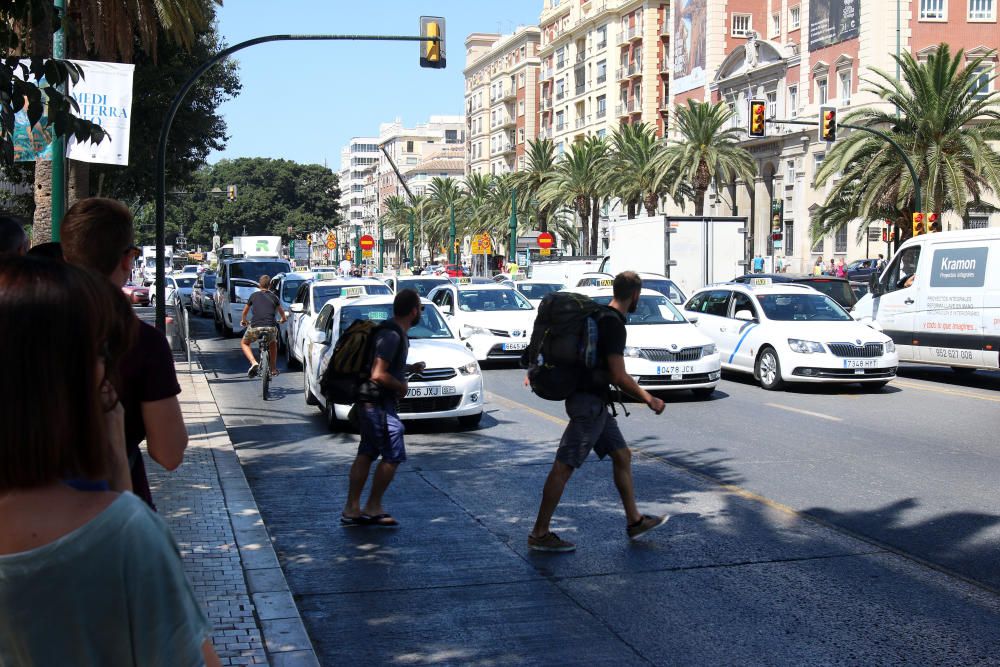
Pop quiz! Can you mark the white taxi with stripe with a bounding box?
[684,280,899,390]
[426,282,535,361]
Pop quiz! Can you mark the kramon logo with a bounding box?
[930,247,989,288]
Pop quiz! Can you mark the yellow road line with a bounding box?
[487,392,568,427]
[765,403,842,422]
[893,380,1000,404]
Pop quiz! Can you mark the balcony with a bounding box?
[539,127,553,139]
[619,25,640,44]
[596,73,607,84]
[659,60,669,74]
[541,67,554,81]
[660,22,670,37]
[556,58,566,70]
[500,114,516,128]
[575,52,586,64]
[596,107,607,118]
[556,90,565,101]
[616,67,628,81]
[575,117,586,129]
[629,62,642,78]
[502,85,517,101]
[501,142,516,155]
[575,84,586,96]
[541,97,553,111]
[555,121,565,131]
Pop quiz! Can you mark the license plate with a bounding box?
[656,365,695,375]
[843,359,877,369]
[406,386,445,398]
[502,342,528,351]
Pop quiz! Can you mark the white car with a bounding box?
[575,272,686,305]
[382,275,451,298]
[567,286,722,398]
[171,274,197,308]
[302,295,485,429]
[286,278,392,368]
[515,279,563,308]
[150,275,179,308]
[684,282,899,391]
[270,271,315,351]
[426,281,535,362]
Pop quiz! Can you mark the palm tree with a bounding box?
[812,44,1000,244]
[605,122,659,217]
[653,100,756,216]
[540,137,608,255]
[510,139,557,232]
[425,176,465,260]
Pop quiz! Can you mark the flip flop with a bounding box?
[367,514,400,528]
[340,514,370,527]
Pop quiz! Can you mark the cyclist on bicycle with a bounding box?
[240,275,287,378]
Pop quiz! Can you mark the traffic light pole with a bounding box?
[154,32,441,331]
[449,204,456,266]
[508,188,518,264]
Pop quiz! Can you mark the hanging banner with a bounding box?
[809,0,860,51]
[14,60,134,165]
[673,0,707,94]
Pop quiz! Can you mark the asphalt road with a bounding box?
[186,312,1000,665]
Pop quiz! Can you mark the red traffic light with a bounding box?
[748,100,766,137]
[819,106,837,142]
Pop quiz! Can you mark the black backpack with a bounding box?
[520,292,618,401]
[320,320,404,405]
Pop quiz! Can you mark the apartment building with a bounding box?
[537,0,673,155]
[376,116,466,213]
[338,137,380,225]
[667,0,999,271]
[464,26,543,176]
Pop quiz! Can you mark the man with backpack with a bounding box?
[340,289,425,528]
[527,272,667,552]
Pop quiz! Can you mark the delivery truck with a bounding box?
[601,215,748,296]
[233,235,282,258]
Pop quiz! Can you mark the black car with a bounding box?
[732,273,858,309]
[845,258,881,282]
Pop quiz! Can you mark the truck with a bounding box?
[141,245,173,285]
[601,215,748,297]
[233,235,282,258]
[526,256,606,286]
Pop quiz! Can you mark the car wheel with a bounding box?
[756,347,784,391]
[149,294,156,307]
[303,363,319,406]
[324,400,338,432]
[458,412,483,429]
[286,338,300,369]
[860,381,889,392]
[691,387,715,400]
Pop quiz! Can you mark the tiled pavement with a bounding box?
[145,356,319,667]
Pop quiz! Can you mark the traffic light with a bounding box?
[927,212,940,232]
[771,232,783,241]
[819,106,837,142]
[227,184,237,202]
[420,17,446,69]
[912,212,924,237]
[306,233,313,246]
[881,228,887,242]
[748,99,766,138]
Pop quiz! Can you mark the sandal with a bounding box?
[367,513,400,528]
[340,514,370,527]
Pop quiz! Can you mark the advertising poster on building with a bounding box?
[809,0,860,51]
[14,60,134,165]
[673,0,707,94]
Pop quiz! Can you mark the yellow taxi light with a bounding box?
[342,286,366,298]
[598,279,614,287]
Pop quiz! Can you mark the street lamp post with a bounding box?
[378,217,385,273]
[408,211,415,269]
[449,203,456,266]
[508,188,518,264]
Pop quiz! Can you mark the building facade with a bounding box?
[464,27,543,176]
[338,137,379,226]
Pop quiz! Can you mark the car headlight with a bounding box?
[702,344,717,356]
[787,338,825,354]
[623,346,645,358]
[460,324,491,339]
[457,361,480,376]
[884,339,896,353]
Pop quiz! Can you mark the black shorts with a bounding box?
[555,392,627,469]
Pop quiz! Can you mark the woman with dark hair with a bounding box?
[0,257,220,666]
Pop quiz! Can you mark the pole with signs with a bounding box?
[509,188,518,263]
[50,0,67,241]
[408,211,415,268]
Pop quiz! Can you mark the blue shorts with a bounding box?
[358,402,406,464]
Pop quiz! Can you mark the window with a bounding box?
[518,72,526,87]
[596,25,607,49]
[969,0,995,19]
[518,100,525,116]
[789,5,801,29]
[784,221,794,257]
[688,290,731,317]
[838,69,852,105]
[788,85,798,117]
[835,224,848,254]
[406,140,415,152]
[556,79,565,99]
[816,77,828,105]
[730,292,758,319]
[882,246,921,293]
[786,159,796,182]
[445,129,459,143]
[556,46,566,69]
[970,66,992,99]
[518,128,525,143]
[811,235,824,254]
[919,0,946,19]
[555,110,565,130]
[596,94,607,117]
[965,215,989,229]
[771,12,781,37]
[766,91,777,118]
[634,83,642,105]
[731,13,753,37]
[596,59,607,83]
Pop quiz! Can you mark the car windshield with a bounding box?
[203,275,216,289]
[398,278,450,297]
[794,278,856,307]
[517,282,562,300]
[282,279,305,302]
[228,261,290,282]
[593,294,686,324]
[757,293,852,321]
[641,279,686,303]
[458,289,533,311]
[174,277,196,288]
[315,283,391,306]
[339,304,453,339]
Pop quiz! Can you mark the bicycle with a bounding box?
[244,326,277,400]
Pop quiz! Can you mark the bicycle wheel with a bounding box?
[260,345,270,400]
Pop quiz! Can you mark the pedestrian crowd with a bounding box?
[0,202,221,665]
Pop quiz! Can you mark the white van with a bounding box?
[852,228,999,372]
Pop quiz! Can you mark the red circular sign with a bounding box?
[359,234,375,250]
[537,232,554,249]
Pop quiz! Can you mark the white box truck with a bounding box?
[141,245,173,285]
[602,215,748,297]
[233,236,282,258]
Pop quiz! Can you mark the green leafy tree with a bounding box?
[812,44,1000,244]
[540,136,608,255]
[653,100,756,216]
[510,138,557,232]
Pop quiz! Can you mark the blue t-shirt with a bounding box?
[0,492,211,666]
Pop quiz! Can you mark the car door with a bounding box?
[305,306,334,399]
[689,289,735,364]
[724,291,761,370]
[385,277,396,293]
[290,283,311,358]
[872,243,923,362]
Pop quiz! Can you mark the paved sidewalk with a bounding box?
[145,357,319,667]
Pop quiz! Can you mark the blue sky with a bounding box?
[210,0,541,168]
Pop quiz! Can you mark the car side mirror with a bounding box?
[310,330,328,344]
[686,315,699,324]
[868,273,883,297]
[735,310,755,321]
[290,303,304,313]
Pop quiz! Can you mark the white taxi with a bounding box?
[684,281,899,391]
[567,286,722,398]
[302,295,484,430]
[426,280,536,362]
[515,279,563,308]
[286,277,391,368]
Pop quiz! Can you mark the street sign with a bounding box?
[363,249,373,258]
[292,240,309,261]
[326,239,336,250]
[540,248,551,256]
[537,232,554,249]
[360,234,375,251]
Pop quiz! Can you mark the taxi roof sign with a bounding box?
[598,279,614,287]
[455,277,472,285]
[314,272,340,281]
[750,277,773,287]
[342,286,366,298]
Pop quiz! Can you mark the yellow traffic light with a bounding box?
[819,106,837,142]
[420,17,446,69]
[748,99,766,138]
[227,184,237,202]
[912,212,924,237]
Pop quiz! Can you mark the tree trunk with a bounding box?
[627,201,636,219]
[538,206,548,233]
[590,197,601,256]
[693,159,711,218]
[575,196,590,254]
[693,187,706,217]
[32,161,53,245]
[68,160,90,206]
[643,192,658,217]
